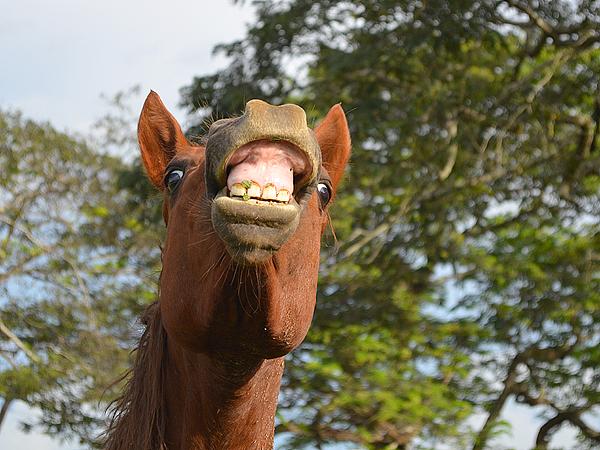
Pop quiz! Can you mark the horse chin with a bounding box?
[211,189,302,265]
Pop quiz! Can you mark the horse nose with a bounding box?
[205,99,321,197]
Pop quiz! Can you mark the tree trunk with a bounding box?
[0,397,14,432]
[473,356,521,450]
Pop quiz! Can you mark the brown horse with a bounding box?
[104,92,351,450]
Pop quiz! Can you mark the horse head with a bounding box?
[137,91,351,359]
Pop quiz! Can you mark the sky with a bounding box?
[0,1,583,449]
[0,0,253,134]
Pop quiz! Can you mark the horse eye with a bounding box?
[317,182,331,207]
[165,169,184,193]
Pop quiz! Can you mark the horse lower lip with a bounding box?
[210,189,302,263]
[212,192,300,227]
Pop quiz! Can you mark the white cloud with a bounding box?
[0,401,68,450]
[0,0,254,132]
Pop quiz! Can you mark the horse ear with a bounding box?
[138,91,189,189]
[315,104,351,192]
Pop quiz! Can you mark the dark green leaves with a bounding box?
[181,1,600,448]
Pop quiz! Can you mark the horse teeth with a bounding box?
[229,183,246,197]
[230,182,290,203]
[247,182,262,198]
[261,184,277,200]
[276,189,290,203]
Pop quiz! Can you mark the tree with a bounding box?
[0,108,161,446]
[180,1,600,448]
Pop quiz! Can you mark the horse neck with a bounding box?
[161,261,296,450]
[164,343,285,450]
[104,298,286,450]
[108,230,319,450]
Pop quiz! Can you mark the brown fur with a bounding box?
[105,302,168,450]
[103,92,351,450]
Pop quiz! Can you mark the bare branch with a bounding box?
[536,408,600,449]
[0,318,40,364]
[472,354,521,450]
[439,118,459,181]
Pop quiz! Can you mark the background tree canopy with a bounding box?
[0,107,162,445]
[1,1,599,449]
[181,1,600,449]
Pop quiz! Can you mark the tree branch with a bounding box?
[0,397,14,431]
[472,354,521,450]
[0,318,41,364]
[535,407,600,449]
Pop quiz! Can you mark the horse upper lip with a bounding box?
[225,140,312,201]
[204,99,322,197]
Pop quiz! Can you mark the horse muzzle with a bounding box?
[206,100,321,264]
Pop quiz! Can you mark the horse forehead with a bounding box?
[179,145,205,163]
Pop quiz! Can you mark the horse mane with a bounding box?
[104,301,168,450]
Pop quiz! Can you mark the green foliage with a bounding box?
[0,109,162,445]
[182,1,600,448]
[2,2,599,449]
